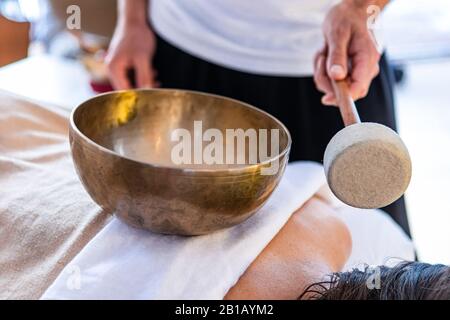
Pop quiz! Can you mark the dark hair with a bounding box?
[299,261,450,300]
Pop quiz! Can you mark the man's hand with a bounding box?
[106,0,156,90]
[314,0,387,106]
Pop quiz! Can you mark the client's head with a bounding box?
[300,261,450,300]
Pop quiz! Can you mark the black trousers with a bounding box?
[153,35,411,237]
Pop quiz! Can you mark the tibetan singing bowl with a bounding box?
[70,89,291,235]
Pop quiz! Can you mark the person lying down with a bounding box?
[225,196,450,300]
[2,92,448,300]
[42,186,449,300]
[39,159,446,300]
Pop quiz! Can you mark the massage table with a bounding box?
[0,57,414,299]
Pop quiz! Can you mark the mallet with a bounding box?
[323,80,412,209]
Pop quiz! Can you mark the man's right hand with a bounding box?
[106,20,157,90]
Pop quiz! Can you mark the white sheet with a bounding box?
[42,162,415,300]
[339,206,415,271]
[0,91,109,299]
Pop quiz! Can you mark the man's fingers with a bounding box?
[315,54,337,106]
[313,45,327,74]
[321,93,337,106]
[134,55,154,88]
[107,59,132,90]
[326,26,351,81]
[108,56,156,89]
[349,53,379,100]
[314,55,332,93]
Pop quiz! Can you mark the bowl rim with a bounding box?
[70,88,292,174]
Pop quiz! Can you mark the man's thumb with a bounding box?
[327,45,348,80]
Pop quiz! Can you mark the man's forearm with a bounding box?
[117,0,149,26]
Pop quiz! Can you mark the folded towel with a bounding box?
[0,91,110,299]
[42,161,327,299]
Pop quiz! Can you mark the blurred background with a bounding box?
[0,0,448,263]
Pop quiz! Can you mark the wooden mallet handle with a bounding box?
[332,80,361,126]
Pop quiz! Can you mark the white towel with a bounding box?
[339,206,415,271]
[42,162,327,299]
[42,161,414,300]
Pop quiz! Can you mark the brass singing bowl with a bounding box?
[70,89,291,235]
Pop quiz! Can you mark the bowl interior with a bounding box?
[72,89,290,170]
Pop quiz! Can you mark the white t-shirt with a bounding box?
[150,0,340,76]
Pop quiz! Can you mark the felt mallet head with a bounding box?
[324,80,412,209]
[324,122,412,208]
